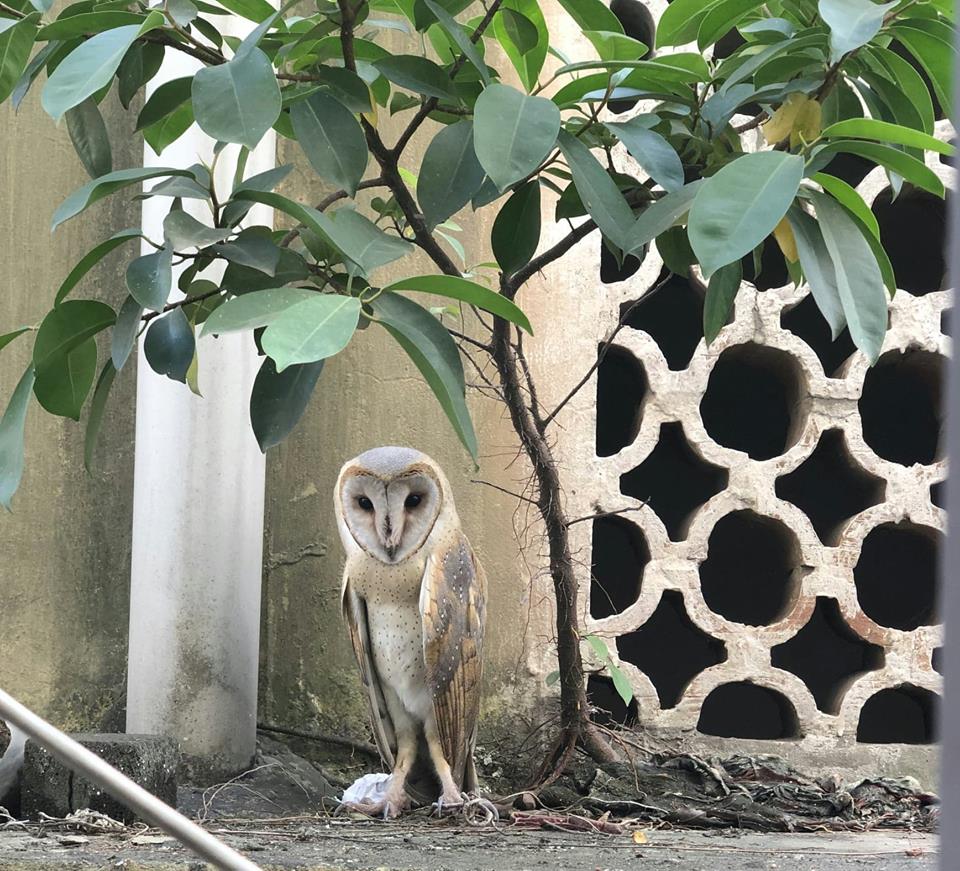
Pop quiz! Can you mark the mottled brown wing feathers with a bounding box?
[420,533,486,786]
[341,572,396,769]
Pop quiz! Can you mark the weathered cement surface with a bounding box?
[0,827,938,870]
[0,85,140,731]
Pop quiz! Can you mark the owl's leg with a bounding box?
[424,716,463,811]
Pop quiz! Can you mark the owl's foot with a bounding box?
[432,791,500,824]
[432,789,466,816]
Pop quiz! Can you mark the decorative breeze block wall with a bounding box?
[568,117,953,766]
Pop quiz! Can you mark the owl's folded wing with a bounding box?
[419,532,486,787]
[341,570,397,769]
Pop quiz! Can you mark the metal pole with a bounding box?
[0,690,262,871]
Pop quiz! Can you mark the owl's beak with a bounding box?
[385,543,398,561]
[382,519,402,561]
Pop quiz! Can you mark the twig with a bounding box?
[141,287,223,324]
[469,478,539,506]
[257,723,379,757]
[447,328,492,353]
[566,504,648,527]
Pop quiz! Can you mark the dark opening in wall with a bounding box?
[933,648,943,675]
[601,240,645,284]
[931,480,946,510]
[587,674,638,726]
[607,0,654,113]
[859,349,944,466]
[697,682,800,739]
[596,345,647,457]
[700,343,804,460]
[857,685,938,744]
[942,307,951,337]
[942,140,956,168]
[621,422,728,541]
[872,186,947,296]
[622,271,704,370]
[771,597,885,714]
[713,28,745,60]
[775,429,885,544]
[821,151,874,189]
[590,516,650,619]
[699,510,800,626]
[854,521,941,631]
[781,292,856,378]
[740,239,789,291]
[617,590,727,708]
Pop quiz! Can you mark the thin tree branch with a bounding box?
[141,287,223,324]
[0,2,25,18]
[566,504,648,527]
[470,478,539,506]
[447,328,492,353]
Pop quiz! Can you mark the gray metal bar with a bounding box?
[0,689,262,871]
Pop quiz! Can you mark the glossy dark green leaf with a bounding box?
[201,287,315,335]
[222,163,293,226]
[891,24,954,113]
[383,274,532,333]
[0,328,30,354]
[417,120,485,228]
[144,308,195,382]
[250,356,324,452]
[56,228,141,305]
[812,140,944,196]
[656,226,695,277]
[557,130,634,252]
[627,181,703,254]
[33,300,115,371]
[809,190,887,362]
[688,151,804,277]
[373,54,457,100]
[657,0,715,47]
[697,0,764,50]
[37,11,145,41]
[213,229,281,274]
[821,118,953,155]
[864,45,934,134]
[117,41,164,110]
[262,294,361,371]
[163,210,231,250]
[135,76,192,131]
[0,13,40,104]
[819,0,896,62]
[501,8,538,52]
[111,294,143,370]
[492,181,541,276]
[371,291,476,460]
[126,247,173,311]
[493,0,548,91]
[192,46,281,149]
[583,30,648,61]
[64,97,112,179]
[703,261,742,345]
[53,166,193,230]
[290,90,368,196]
[143,101,195,155]
[423,0,489,83]
[604,118,683,192]
[555,0,623,33]
[0,367,35,511]
[310,65,372,112]
[33,336,97,420]
[788,207,846,340]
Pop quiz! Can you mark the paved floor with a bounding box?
[0,825,938,870]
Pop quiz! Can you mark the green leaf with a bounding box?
[135,76,192,131]
[811,140,945,196]
[126,247,173,311]
[423,0,489,84]
[162,210,231,250]
[214,0,275,22]
[111,294,143,370]
[809,190,887,362]
[698,0,765,50]
[33,300,116,371]
[820,118,953,155]
[812,173,879,239]
[192,46,281,149]
[382,274,532,333]
[37,11,145,41]
[143,101,195,156]
[584,634,610,660]
[604,119,683,192]
[417,120,485,228]
[891,24,954,113]
[656,226,696,277]
[290,90,368,197]
[222,163,293,226]
[689,151,804,277]
[83,360,116,472]
[493,0,548,91]
[819,0,896,63]
[865,45,935,134]
[309,65,372,112]
[0,328,30,354]
[371,291,476,460]
[788,206,847,339]
[0,13,39,104]
[53,166,193,231]
[557,130,634,252]
[492,181,541,276]
[545,670,560,686]
[55,228,140,305]
[607,659,634,707]
[627,181,703,253]
[0,367,35,511]
[117,41,162,110]
[473,84,560,192]
[213,229,281,274]
[201,287,316,335]
[65,97,112,179]
[33,336,97,420]
[42,22,155,121]
[249,356,324,452]
[373,54,457,100]
[262,294,361,372]
[144,308,195,382]
[657,0,717,47]
[555,0,623,34]
[703,261,742,344]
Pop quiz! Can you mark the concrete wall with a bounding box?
[0,91,140,730]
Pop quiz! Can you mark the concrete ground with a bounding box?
[0,824,937,870]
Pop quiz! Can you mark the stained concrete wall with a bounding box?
[0,91,140,730]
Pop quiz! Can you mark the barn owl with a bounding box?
[335,446,487,819]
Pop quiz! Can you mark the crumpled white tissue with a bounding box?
[341,772,392,804]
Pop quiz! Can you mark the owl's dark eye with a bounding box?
[405,493,422,509]
[357,495,374,512]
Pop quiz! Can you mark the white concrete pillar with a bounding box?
[125,38,274,778]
